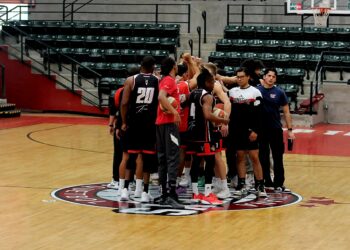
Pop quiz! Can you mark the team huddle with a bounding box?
[107,53,295,209]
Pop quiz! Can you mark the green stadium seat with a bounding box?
[70,35,85,48]
[160,37,177,53]
[135,49,152,62]
[313,41,333,53]
[258,53,275,67]
[130,37,146,49]
[331,41,348,51]
[216,39,232,51]
[226,51,241,65]
[118,23,135,36]
[224,25,240,39]
[103,22,119,36]
[110,63,128,78]
[287,26,303,39]
[247,39,264,52]
[120,49,136,63]
[84,35,101,48]
[145,37,161,50]
[298,40,314,54]
[99,36,115,49]
[263,39,283,52]
[151,50,169,63]
[240,26,256,38]
[114,36,130,49]
[89,48,105,62]
[104,48,121,62]
[255,26,271,39]
[282,40,300,53]
[73,48,90,62]
[271,26,288,40]
[274,53,292,68]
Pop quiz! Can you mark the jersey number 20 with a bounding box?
[136,87,155,104]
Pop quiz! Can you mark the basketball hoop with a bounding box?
[312,7,331,27]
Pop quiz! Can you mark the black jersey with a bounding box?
[128,73,159,125]
[228,85,262,134]
[187,88,215,142]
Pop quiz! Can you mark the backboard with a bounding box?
[286,0,350,15]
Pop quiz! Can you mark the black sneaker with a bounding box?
[257,185,267,198]
[161,196,185,209]
[274,186,291,193]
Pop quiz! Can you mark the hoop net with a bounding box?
[312,7,331,27]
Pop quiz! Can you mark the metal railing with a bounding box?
[1,26,103,108]
[4,1,191,33]
[309,50,350,115]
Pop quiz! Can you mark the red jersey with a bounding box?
[177,80,190,132]
[114,87,124,109]
[156,76,180,125]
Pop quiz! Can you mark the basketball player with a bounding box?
[119,56,159,202]
[175,63,192,190]
[228,67,267,197]
[187,67,229,204]
[156,57,183,209]
[106,87,124,189]
[202,63,232,200]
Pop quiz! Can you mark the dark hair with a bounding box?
[235,67,250,76]
[127,65,140,76]
[141,56,156,72]
[263,68,278,77]
[197,67,213,89]
[213,60,225,70]
[160,57,176,76]
[240,59,265,76]
[177,63,188,77]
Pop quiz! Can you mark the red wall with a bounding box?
[0,46,107,115]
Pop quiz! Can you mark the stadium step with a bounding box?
[0,103,21,118]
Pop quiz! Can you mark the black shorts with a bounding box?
[179,131,189,149]
[230,130,259,151]
[126,124,156,154]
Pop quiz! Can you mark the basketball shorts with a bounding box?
[230,130,259,151]
[126,124,157,154]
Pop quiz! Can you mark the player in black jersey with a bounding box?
[187,67,229,204]
[119,56,159,202]
[228,67,267,197]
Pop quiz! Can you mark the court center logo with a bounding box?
[52,183,302,216]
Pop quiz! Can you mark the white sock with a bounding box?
[119,179,125,190]
[135,179,143,192]
[192,183,199,195]
[184,167,191,177]
[221,179,228,190]
[176,177,181,186]
[205,184,212,196]
[212,177,220,187]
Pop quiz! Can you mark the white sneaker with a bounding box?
[258,187,268,198]
[120,188,129,201]
[134,189,142,198]
[217,188,231,199]
[179,176,190,187]
[107,179,119,189]
[141,192,151,203]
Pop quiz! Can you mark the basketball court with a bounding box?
[0,113,349,249]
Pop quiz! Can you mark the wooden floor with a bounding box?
[0,114,349,250]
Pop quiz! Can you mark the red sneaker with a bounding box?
[192,193,205,202]
[201,193,223,205]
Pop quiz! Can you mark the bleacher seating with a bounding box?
[210,24,350,110]
[2,20,180,99]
